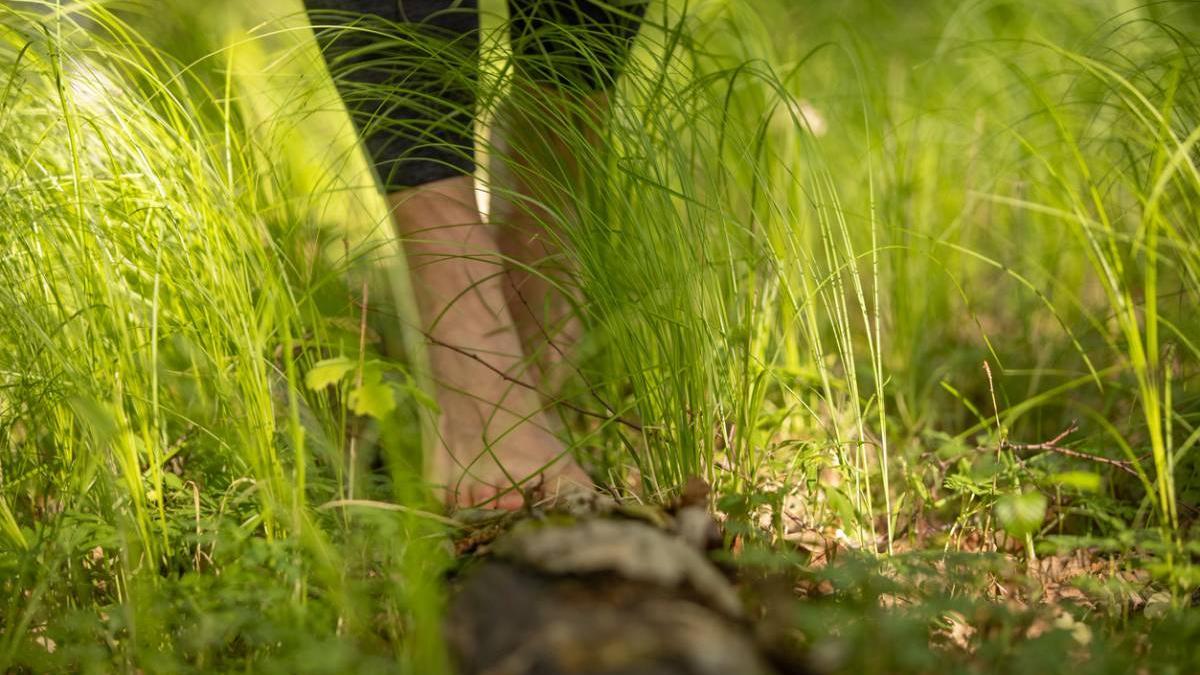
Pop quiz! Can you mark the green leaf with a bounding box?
[925,430,968,460]
[68,396,117,442]
[968,453,1002,480]
[305,357,357,391]
[348,382,396,419]
[404,374,440,413]
[716,493,749,518]
[823,485,861,535]
[1047,471,1102,493]
[995,491,1047,538]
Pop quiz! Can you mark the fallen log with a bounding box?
[445,487,810,675]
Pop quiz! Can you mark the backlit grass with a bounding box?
[1,0,1197,672]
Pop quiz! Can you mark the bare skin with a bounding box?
[388,86,609,510]
[491,87,608,389]
[389,177,589,510]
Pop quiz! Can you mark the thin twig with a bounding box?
[1003,422,1080,453]
[508,279,627,426]
[978,421,1141,478]
[347,276,369,501]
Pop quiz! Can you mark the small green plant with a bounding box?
[1,0,1197,672]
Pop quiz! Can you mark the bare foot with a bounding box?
[388,178,590,510]
[489,86,609,391]
[428,357,591,510]
[491,185,582,393]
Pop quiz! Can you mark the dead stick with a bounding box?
[979,422,1140,478]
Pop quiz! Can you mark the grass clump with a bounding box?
[1,0,1199,672]
[0,1,446,671]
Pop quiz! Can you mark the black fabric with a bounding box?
[305,0,646,191]
[509,0,648,91]
[306,0,481,190]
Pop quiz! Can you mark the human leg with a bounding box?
[387,177,588,509]
[306,0,588,508]
[492,0,647,386]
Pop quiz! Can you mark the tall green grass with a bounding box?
[0,1,447,671]
[1,0,1198,671]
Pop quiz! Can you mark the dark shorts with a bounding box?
[304,0,647,191]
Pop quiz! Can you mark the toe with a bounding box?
[460,483,526,511]
[494,489,525,511]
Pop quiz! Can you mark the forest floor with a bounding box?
[439,478,1196,675]
[2,1,1199,673]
